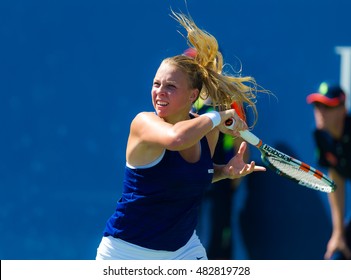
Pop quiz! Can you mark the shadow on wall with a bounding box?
[239,142,331,260]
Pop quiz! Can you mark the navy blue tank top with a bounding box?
[103,136,213,251]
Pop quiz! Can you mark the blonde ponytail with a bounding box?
[168,10,268,127]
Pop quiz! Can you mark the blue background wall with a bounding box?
[1,0,350,259]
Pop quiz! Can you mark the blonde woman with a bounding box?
[96,11,266,260]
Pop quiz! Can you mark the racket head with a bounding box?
[224,117,336,193]
[259,144,336,193]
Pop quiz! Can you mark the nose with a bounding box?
[154,85,166,96]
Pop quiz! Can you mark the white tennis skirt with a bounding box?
[95,231,207,260]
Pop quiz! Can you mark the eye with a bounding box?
[166,84,176,90]
[153,81,160,87]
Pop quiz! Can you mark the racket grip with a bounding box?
[225,118,261,146]
[224,118,235,130]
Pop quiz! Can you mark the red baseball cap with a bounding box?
[306,82,346,107]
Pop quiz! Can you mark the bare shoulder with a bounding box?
[131,112,162,129]
[131,112,164,138]
[127,112,166,166]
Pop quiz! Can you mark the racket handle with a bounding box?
[225,118,261,146]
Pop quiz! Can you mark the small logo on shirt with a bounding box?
[208,169,214,174]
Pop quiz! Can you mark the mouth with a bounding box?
[156,100,169,107]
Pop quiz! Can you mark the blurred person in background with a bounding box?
[307,82,351,259]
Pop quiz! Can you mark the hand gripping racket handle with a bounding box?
[225,118,261,147]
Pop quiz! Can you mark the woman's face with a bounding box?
[151,61,198,122]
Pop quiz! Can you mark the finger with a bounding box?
[239,161,255,175]
[324,249,333,260]
[235,117,248,131]
[233,121,246,132]
[244,162,266,173]
[324,253,331,260]
[254,165,266,172]
[236,141,247,156]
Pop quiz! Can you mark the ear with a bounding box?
[189,89,199,104]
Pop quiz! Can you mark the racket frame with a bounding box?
[225,118,336,193]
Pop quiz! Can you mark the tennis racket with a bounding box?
[225,118,336,193]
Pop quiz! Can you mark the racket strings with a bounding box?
[266,157,334,193]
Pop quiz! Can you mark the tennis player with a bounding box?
[307,82,351,259]
[95,10,266,260]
